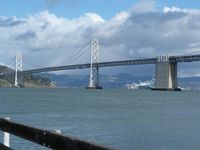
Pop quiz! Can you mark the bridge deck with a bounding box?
[1,54,200,76]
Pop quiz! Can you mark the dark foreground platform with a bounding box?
[0,144,13,150]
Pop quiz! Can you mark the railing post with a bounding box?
[52,130,61,150]
[3,117,10,147]
[54,129,61,134]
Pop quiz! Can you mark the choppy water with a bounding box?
[0,88,200,150]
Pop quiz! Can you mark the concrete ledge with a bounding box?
[151,88,181,91]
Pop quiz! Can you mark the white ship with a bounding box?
[126,78,155,89]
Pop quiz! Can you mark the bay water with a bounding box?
[0,88,200,150]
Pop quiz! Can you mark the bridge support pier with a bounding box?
[14,53,23,87]
[152,55,180,91]
[86,39,102,89]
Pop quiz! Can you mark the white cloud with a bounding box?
[84,13,105,23]
[163,7,187,13]
[1,5,200,76]
[132,0,156,13]
[163,6,200,14]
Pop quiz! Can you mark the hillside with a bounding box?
[0,65,52,88]
[2,64,200,89]
[40,73,200,89]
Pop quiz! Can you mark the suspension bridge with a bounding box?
[1,39,200,90]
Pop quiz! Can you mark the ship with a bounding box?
[126,78,155,89]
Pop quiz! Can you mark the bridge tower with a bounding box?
[86,39,102,89]
[152,55,180,91]
[14,52,23,87]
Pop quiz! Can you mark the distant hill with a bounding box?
[179,77,200,90]
[39,73,200,89]
[1,64,199,89]
[38,73,154,88]
[0,65,52,87]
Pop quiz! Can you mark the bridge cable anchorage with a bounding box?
[86,39,102,89]
[14,52,23,87]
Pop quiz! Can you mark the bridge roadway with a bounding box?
[2,54,200,75]
[20,58,157,74]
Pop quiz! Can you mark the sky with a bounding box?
[0,0,200,19]
[1,0,200,77]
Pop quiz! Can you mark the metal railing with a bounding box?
[0,118,114,150]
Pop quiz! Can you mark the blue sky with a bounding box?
[0,0,200,19]
[0,0,135,18]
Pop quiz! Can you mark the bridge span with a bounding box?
[2,53,200,90]
[15,54,200,74]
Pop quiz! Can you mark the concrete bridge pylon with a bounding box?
[153,55,180,91]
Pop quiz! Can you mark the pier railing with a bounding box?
[0,118,113,150]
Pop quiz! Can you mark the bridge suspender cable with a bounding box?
[21,40,92,70]
[181,50,200,56]
[55,40,91,66]
[7,57,15,69]
[61,46,91,65]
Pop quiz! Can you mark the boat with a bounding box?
[126,78,155,89]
